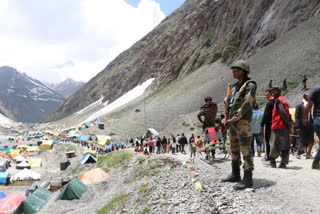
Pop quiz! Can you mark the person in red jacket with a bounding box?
[269,87,293,168]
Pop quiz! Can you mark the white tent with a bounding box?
[96,135,111,141]
[11,168,40,180]
[16,160,31,169]
[144,128,160,139]
[13,154,26,163]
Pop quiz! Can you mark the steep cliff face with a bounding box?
[49,0,320,121]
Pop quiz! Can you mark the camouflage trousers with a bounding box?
[229,121,254,170]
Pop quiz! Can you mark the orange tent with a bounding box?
[10,154,18,159]
[0,194,25,214]
[0,153,9,159]
[23,153,30,158]
[79,168,110,185]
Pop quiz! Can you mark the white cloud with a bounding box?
[0,0,165,83]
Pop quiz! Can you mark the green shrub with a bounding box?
[97,193,130,214]
[71,165,80,174]
[138,184,148,193]
[139,207,151,214]
[96,150,133,168]
[287,81,299,89]
[66,144,75,151]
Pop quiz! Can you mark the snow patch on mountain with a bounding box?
[84,78,154,122]
[75,96,104,115]
[0,113,14,125]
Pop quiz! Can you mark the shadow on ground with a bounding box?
[253,178,276,189]
[262,162,303,170]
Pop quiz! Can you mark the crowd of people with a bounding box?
[130,133,208,158]
[217,59,320,190]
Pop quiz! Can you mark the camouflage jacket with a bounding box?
[228,80,257,123]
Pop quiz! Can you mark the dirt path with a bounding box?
[172,151,320,213]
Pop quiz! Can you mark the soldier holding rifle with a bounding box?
[221,60,257,190]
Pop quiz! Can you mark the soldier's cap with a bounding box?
[271,87,281,92]
[230,60,250,73]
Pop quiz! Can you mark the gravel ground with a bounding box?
[38,146,320,213]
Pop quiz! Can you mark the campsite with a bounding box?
[1,0,320,213]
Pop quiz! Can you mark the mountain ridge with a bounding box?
[49,0,320,122]
[0,66,65,123]
[46,78,85,98]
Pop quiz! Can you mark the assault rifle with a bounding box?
[224,83,232,123]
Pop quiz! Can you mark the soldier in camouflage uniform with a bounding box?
[221,60,257,190]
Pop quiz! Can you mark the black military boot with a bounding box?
[233,169,253,190]
[270,160,276,168]
[312,158,320,169]
[221,162,241,183]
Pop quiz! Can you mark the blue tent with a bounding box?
[80,153,97,165]
[107,142,116,150]
[0,192,6,199]
[80,135,90,141]
[0,168,4,172]
[0,172,9,184]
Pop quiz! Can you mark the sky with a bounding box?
[0,0,185,84]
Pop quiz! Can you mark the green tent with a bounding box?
[14,188,52,214]
[0,148,11,153]
[56,178,87,200]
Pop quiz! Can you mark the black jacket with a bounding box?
[161,137,167,144]
[295,102,313,128]
[156,139,161,147]
[261,98,275,129]
[178,136,188,145]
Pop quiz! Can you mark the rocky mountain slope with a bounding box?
[49,0,320,122]
[0,66,65,123]
[46,13,320,141]
[46,78,85,98]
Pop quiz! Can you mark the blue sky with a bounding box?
[124,0,185,16]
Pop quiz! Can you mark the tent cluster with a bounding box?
[0,167,109,213]
[0,117,121,213]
